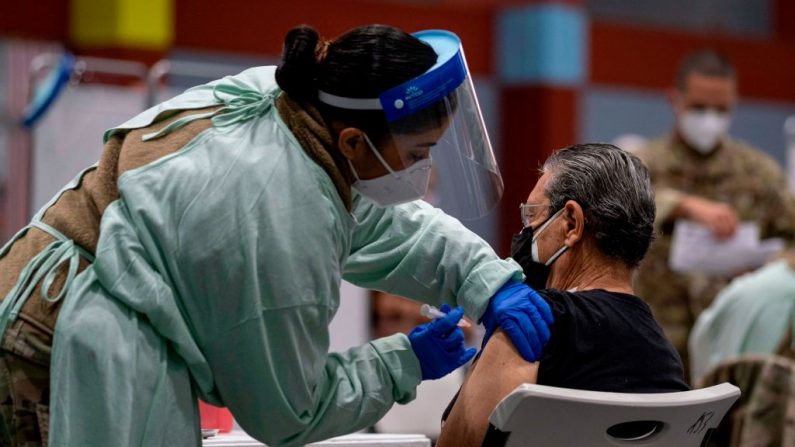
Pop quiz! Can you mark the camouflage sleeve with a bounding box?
[635,144,686,230]
[750,149,795,241]
[651,187,686,230]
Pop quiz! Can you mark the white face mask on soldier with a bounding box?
[678,110,731,155]
[348,134,432,207]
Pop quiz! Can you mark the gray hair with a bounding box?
[541,143,655,267]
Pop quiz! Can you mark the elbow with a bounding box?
[237,424,303,447]
[234,413,311,447]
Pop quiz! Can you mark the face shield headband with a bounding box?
[317,30,467,123]
[315,30,503,220]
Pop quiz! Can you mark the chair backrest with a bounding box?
[487,383,740,447]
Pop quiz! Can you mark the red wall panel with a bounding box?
[0,1,68,42]
[498,86,578,256]
[774,0,795,41]
[591,21,795,102]
[174,0,495,75]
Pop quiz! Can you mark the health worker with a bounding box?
[0,24,552,446]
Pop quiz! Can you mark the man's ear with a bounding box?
[337,127,368,161]
[562,200,585,247]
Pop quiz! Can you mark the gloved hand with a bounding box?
[480,281,554,362]
[408,304,477,380]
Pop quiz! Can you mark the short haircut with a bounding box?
[675,49,736,91]
[541,143,656,267]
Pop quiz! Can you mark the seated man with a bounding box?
[438,143,689,447]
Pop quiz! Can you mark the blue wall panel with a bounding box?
[498,4,587,86]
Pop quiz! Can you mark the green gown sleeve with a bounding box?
[343,196,523,321]
[210,318,422,446]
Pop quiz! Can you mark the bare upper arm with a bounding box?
[436,329,539,447]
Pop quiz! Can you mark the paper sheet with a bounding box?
[668,220,784,276]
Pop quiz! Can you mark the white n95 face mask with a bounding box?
[348,134,432,207]
[678,110,731,155]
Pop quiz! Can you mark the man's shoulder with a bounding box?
[539,289,648,320]
[634,135,677,165]
[724,137,784,174]
[634,135,669,153]
[725,136,773,159]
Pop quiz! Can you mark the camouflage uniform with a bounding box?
[634,135,795,381]
[699,353,795,447]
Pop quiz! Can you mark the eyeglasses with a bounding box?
[519,203,549,228]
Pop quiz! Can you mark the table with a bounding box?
[203,431,431,447]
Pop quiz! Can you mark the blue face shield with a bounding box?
[318,30,503,219]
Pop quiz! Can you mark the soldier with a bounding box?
[634,50,795,381]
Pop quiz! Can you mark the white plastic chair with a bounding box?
[486,383,740,446]
[203,432,431,447]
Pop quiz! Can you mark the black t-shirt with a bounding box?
[442,288,688,425]
[535,288,688,392]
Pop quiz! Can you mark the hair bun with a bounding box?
[276,25,320,101]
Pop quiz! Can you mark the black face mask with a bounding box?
[510,208,569,290]
[511,226,551,290]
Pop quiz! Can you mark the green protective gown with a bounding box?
[689,259,795,382]
[47,67,522,446]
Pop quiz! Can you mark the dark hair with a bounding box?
[275,24,448,146]
[675,49,736,91]
[541,143,656,267]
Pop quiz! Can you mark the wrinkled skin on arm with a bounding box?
[437,329,538,447]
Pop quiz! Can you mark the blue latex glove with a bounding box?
[480,281,554,362]
[408,304,477,380]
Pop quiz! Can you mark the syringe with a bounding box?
[420,304,471,327]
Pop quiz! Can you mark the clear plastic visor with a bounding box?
[386,77,502,219]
